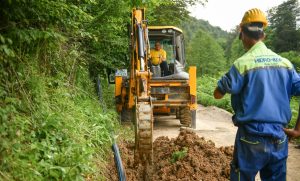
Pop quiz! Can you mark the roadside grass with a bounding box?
[1,56,120,180]
[197,75,232,113]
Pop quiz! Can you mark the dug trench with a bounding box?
[106,105,300,181]
[106,130,232,181]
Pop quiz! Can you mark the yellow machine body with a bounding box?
[114,10,197,166]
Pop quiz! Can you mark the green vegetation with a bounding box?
[0,0,125,180]
[146,0,206,26]
[0,48,119,180]
[267,0,300,52]
[181,16,228,48]
[280,51,300,71]
[197,76,232,113]
[187,30,227,76]
[170,147,188,163]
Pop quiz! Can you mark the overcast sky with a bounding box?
[189,0,286,31]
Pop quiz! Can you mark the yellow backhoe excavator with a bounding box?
[114,8,197,165]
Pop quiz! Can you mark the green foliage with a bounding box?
[224,27,239,60]
[227,36,245,64]
[146,0,207,26]
[187,30,227,76]
[280,51,300,71]
[170,147,188,163]
[197,76,232,113]
[0,1,125,180]
[0,42,119,180]
[83,0,130,77]
[288,97,300,129]
[267,0,300,52]
[1,0,131,78]
[181,16,229,48]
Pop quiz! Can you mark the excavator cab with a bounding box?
[148,26,187,78]
[147,26,197,126]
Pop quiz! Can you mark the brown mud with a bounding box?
[106,130,233,181]
[106,105,300,181]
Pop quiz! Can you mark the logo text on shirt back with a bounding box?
[255,57,282,64]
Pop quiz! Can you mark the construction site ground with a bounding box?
[106,105,300,181]
[154,105,300,181]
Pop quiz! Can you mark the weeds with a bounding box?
[170,147,188,163]
[197,75,232,113]
[0,42,119,180]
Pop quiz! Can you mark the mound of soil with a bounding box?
[106,130,233,181]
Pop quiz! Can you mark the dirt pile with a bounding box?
[106,130,233,181]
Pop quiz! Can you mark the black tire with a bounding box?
[179,107,192,127]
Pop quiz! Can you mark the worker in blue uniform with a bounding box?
[214,8,300,181]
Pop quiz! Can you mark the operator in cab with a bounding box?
[150,41,170,76]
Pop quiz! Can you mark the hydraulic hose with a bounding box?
[137,24,145,71]
[112,141,126,181]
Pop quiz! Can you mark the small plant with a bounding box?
[170,147,188,163]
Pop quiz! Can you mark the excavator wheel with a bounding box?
[134,102,153,165]
[179,107,192,127]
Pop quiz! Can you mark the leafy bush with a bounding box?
[187,30,227,76]
[0,51,119,180]
[280,51,300,72]
[0,1,133,179]
[197,75,232,113]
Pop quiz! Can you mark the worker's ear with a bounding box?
[261,32,266,40]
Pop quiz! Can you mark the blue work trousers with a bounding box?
[230,127,288,181]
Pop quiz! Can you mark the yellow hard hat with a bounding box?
[240,8,268,28]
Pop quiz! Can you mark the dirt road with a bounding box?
[153,105,300,181]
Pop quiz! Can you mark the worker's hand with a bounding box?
[284,128,300,139]
[159,55,163,64]
[214,87,225,99]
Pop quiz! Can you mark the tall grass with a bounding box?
[0,42,119,180]
[197,75,232,113]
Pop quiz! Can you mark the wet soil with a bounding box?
[106,130,233,181]
[106,105,300,181]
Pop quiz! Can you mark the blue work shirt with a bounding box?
[218,41,300,138]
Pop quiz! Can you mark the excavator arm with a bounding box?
[115,8,153,165]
